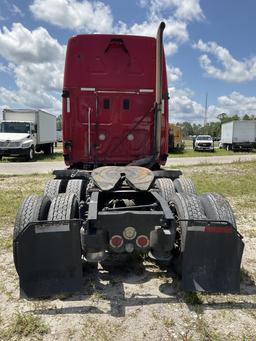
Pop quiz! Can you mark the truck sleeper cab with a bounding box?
[62,34,169,169]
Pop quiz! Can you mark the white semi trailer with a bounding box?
[221,120,256,151]
[0,109,56,161]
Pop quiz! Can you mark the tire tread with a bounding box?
[174,178,196,194]
[155,178,175,202]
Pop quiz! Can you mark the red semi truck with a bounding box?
[13,23,244,298]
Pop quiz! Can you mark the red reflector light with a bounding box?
[110,235,123,248]
[205,226,233,234]
[136,235,149,248]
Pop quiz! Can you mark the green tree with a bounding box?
[242,114,250,120]
[176,121,193,137]
[217,113,240,123]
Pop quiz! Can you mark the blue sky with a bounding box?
[0,0,256,123]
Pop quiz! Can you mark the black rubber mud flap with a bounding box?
[181,221,244,293]
[14,220,83,298]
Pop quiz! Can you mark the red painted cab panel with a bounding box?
[62,34,168,167]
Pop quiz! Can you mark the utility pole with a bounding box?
[204,92,208,127]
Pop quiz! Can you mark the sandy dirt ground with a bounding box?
[0,167,255,340]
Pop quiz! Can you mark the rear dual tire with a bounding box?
[171,193,206,252]
[48,193,79,220]
[173,178,196,195]
[44,179,87,202]
[155,178,175,202]
[199,192,236,229]
[156,177,197,202]
[65,179,87,202]
[14,193,79,273]
[13,195,51,273]
[44,179,67,199]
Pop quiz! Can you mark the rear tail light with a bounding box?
[136,235,149,248]
[110,235,123,248]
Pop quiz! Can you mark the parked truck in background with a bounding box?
[168,123,184,152]
[194,134,214,152]
[221,120,256,151]
[0,109,56,161]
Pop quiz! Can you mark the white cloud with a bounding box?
[193,39,256,82]
[164,41,178,55]
[30,0,203,57]
[0,86,61,115]
[120,19,188,42]
[0,23,64,64]
[30,0,113,33]
[119,19,188,57]
[0,24,64,114]
[169,87,205,123]
[14,62,64,93]
[168,88,256,123]
[216,92,256,116]
[139,0,204,22]
[0,62,12,74]
[167,65,182,83]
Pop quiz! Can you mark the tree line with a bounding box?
[176,113,256,138]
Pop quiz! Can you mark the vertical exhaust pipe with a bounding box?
[154,21,165,159]
[128,22,165,168]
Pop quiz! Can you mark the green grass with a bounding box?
[0,174,51,227]
[188,160,256,198]
[81,318,121,341]
[169,147,256,158]
[0,151,63,163]
[0,235,12,251]
[0,312,49,340]
[183,292,203,305]
[1,161,255,228]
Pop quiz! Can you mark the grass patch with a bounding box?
[0,174,52,226]
[163,316,175,328]
[81,318,120,341]
[186,161,256,197]
[169,148,256,158]
[195,316,221,341]
[0,151,63,163]
[1,312,49,340]
[0,234,12,251]
[183,292,203,305]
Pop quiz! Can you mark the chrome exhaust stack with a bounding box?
[154,21,165,159]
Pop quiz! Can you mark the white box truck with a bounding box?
[221,120,256,151]
[0,109,56,161]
